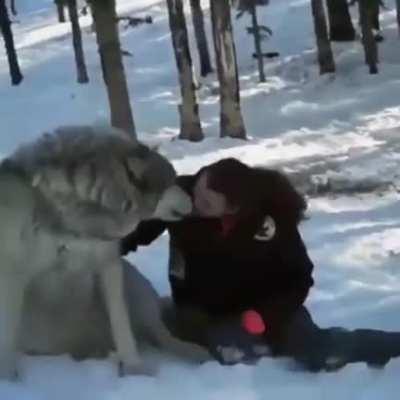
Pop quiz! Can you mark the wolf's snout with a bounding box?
[153,185,192,221]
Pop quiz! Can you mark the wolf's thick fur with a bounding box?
[19,260,210,363]
[0,125,204,380]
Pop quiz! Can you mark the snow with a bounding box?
[1,0,400,398]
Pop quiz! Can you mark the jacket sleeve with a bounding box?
[255,226,314,331]
[120,219,167,255]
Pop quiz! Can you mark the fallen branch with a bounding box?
[121,49,133,57]
[252,51,280,59]
[116,15,153,28]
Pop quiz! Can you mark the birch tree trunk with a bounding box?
[396,0,400,36]
[311,0,335,74]
[91,0,136,138]
[0,0,23,85]
[326,0,355,41]
[55,0,66,23]
[250,3,266,82]
[167,0,204,141]
[67,0,89,83]
[359,0,378,74]
[210,0,246,139]
[189,0,213,77]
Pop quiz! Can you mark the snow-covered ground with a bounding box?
[1,0,400,398]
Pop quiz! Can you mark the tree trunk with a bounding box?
[0,0,23,85]
[88,2,96,32]
[354,0,380,31]
[359,0,378,74]
[210,0,246,139]
[311,0,335,74]
[55,0,66,23]
[167,0,204,142]
[67,0,89,84]
[10,0,16,16]
[397,0,400,36]
[91,0,136,138]
[189,0,213,77]
[371,0,380,31]
[326,0,355,41]
[250,4,266,82]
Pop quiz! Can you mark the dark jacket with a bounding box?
[121,172,314,335]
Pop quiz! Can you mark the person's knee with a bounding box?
[160,300,210,345]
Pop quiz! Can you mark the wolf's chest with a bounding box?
[29,227,111,274]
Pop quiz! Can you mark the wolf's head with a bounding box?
[9,125,192,239]
[121,140,192,223]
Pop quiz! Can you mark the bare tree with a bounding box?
[359,0,378,74]
[189,0,213,77]
[67,0,89,83]
[166,0,204,142]
[0,0,23,85]
[210,0,246,139]
[370,0,381,32]
[311,0,335,74]
[235,0,270,83]
[10,0,16,16]
[326,0,355,41]
[55,0,66,23]
[350,0,382,32]
[249,3,266,82]
[91,0,136,138]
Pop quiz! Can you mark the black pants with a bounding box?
[161,299,400,371]
[272,306,400,371]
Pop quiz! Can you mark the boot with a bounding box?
[349,329,400,368]
[317,328,400,371]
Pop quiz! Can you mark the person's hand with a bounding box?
[206,313,270,365]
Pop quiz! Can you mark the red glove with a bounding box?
[241,310,266,335]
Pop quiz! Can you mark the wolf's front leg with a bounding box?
[100,260,151,376]
[0,273,25,380]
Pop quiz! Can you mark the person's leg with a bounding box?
[273,306,400,371]
[333,328,400,367]
[266,306,336,371]
[160,297,212,347]
[160,301,270,365]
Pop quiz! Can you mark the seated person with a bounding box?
[121,158,400,371]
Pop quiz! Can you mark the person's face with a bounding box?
[192,171,238,217]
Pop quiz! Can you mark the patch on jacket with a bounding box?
[254,215,276,241]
